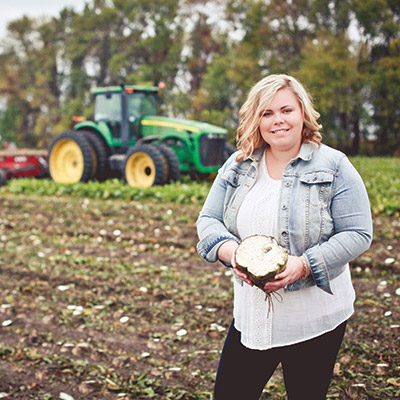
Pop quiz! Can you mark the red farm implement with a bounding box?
[0,149,48,187]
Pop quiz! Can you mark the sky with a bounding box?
[0,0,86,38]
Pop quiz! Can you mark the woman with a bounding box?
[196,74,372,400]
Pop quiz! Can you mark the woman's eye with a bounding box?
[263,111,272,117]
[283,109,293,113]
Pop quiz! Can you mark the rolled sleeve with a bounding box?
[196,234,240,264]
[196,154,241,264]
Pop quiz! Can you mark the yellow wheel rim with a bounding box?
[125,152,156,188]
[49,139,84,183]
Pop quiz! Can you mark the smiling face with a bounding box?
[259,88,304,154]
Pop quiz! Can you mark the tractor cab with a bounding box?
[92,85,160,145]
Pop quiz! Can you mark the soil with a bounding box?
[0,193,399,399]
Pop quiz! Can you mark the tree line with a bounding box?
[0,0,399,155]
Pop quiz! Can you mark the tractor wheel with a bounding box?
[48,131,93,183]
[0,169,7,187]
[124,144,167,188]
[81,130,108,181]
[156,144,181,183]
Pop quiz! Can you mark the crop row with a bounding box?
[2,157,399,216]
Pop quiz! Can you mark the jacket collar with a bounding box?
[298,142,318,161]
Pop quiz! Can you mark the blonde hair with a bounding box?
[236,74,322,160]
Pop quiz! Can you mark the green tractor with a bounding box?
[48,84,235,188]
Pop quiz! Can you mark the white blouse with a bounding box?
[234,152,355,350]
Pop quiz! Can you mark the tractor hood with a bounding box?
[141,116,227,135]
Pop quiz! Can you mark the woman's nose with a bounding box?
[273,113,284,124]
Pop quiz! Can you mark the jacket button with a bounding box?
[282,231,288,237]
[285,181,290,187]
[282,205,287,210]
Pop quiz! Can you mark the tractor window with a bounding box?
[127,94,142,119]
[94,93,122,122]
[127,93,158,118]
[141,93,158,116]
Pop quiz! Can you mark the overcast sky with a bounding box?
[0,0,86,38]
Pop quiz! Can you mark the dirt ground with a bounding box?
[0,193,399,399]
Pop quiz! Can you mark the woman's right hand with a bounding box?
[233,266,254,286]
[218,240,253,286]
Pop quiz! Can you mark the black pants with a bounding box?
[214,320,347,400]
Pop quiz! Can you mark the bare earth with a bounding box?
[0,193,399,399]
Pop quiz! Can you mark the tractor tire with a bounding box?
[156,144,181,183]
[81,130,108,181]
[124,144,167,188]
[0,169,7,187]
[48,131,93,183]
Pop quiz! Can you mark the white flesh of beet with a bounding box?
[235,235,287,278]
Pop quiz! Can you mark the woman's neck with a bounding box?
[267,143,301,163]
[265,145,301,179]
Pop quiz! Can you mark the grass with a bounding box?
[351,157,400,217]
[3,157,399,216]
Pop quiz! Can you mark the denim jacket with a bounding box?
[196,142,373,294]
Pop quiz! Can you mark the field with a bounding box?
[0,157,399,399]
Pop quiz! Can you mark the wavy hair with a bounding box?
[236,74,322,161]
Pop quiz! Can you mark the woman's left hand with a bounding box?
[264,255,306,292]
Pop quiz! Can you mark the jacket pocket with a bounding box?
[299,170,334,185]
[299,170,335,243]
[300,170,335,205]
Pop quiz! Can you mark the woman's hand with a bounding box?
[217,240,253,286]
[264,255,307,292]
[233,266,254,286]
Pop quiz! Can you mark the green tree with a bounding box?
[0,16,64,147]
[0,102,20,144]
[352,0,400,154]
[370,38,400,153]
[189,0,269,137]
[66,0,118,87]
[296,33,366,153]
[0,0,398,155]
[108,0,183,87]
[185,11,225,93]
[190,0,315,138]
[309,0,352,35]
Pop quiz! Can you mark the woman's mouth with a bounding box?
[271,129,289,134]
